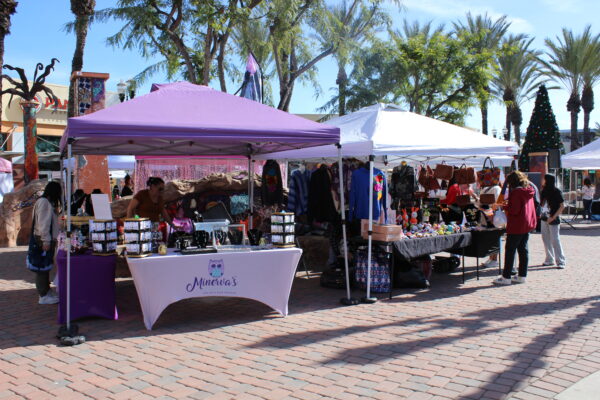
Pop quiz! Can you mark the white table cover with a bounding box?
[127,248,302,330]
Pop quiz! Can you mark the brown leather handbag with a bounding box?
[455,164,477,185]
[434,162,454,181]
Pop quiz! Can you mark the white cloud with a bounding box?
[539,0,582,13]
[402,0,534,34]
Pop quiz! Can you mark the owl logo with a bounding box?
[208,259,224,278]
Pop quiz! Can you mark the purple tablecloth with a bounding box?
[56,250,118,324]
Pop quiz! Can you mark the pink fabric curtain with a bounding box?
[134,157,287,192]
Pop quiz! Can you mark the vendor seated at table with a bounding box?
[126,177,176,227]
[440,177,479,222]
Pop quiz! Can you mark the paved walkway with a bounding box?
[1,228,599,400]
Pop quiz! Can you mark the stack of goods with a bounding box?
[123,218,153,257]
[361,220,470,241]
[271,212,295,247]
[90,219,118,255]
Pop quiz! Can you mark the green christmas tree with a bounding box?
[519,85,564,171]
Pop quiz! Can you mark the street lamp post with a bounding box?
[117,80,127,103]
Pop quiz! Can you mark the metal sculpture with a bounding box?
[1,58,60,183]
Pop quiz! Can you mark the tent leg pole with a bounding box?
[337,145,358,306]
[58,142,81,344]
[362,155,377,304]
[249,158,254,230]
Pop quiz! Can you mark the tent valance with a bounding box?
[60,82,340,156]
[562,138,600,169]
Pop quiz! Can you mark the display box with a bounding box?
[360,220,402,236]
[271,212,295,247]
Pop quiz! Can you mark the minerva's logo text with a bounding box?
[185,259,238,292]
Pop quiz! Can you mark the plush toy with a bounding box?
[402,209,409,229]
[410,207,419,225]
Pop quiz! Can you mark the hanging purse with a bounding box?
[477,157,501,187]
[434,161,454,181]
[455,164,477,185]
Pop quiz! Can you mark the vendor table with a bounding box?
[56,250,118,324]
[351,232,473,298]
[126,248,302,330]
[451,228,505,279]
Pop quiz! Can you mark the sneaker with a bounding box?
[486,260,499,268]
[511,276,526,284]
[39,292,59,305]
[557,264,566,269]
[542,261,555,266]
[492,276,511,286]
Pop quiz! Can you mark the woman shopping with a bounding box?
[580,178,595,221]
[126,177,176,227]
[540,174,566,268]
[493,171,537,286]
[27,181,62,304]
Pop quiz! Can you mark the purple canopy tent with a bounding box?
[60,81,338,156]
[59,82,340,336]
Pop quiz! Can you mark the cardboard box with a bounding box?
[361,219,403,236]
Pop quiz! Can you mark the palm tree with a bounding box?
[543,28,592,150]
[67,0,96,118]
[1,59,60,183]
[314,0,389,116]
[453,12,510,135]
[0,0,18,128]
[492,35,547,144]
[579,27,600,145]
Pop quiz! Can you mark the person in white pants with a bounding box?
[540,174,566,268]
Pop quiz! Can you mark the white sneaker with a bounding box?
[542,261,555,266]
[511,276,526,284]
[486,260,499,268]
[38,291,59,305]
[557,264,566,269]
[493,276,511,286]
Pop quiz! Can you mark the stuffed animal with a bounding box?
[410,207,419,225]
[402,209,409,229]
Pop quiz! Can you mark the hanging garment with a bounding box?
[330,158,362,211]
[389,164,415,209]
[287,169,311,216]
[308,165,337,223]
[349,166,388,222]
[261,160,283,206]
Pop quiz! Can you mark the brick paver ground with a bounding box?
[1,226,599,400]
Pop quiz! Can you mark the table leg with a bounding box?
[498,236,502,275]
[462,249,465,284]
[476,256,479,280]
[389,250,394,300]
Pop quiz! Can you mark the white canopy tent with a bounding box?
[562,138,600,169]
[255,104,519,163]
[258,103,519,303]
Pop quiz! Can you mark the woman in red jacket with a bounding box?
[493,171,537,286]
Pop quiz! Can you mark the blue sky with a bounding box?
[4,0,600,135]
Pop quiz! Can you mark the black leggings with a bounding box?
[34,271,50,297]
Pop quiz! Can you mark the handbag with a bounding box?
[27,205,55,272]
[418,165,439,191]
[477,157,501,187]
[479,193,496,205]
[455,164,477,185]
[455,194,471,207]
[434,162,454,181]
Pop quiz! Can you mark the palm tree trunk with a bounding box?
[581,85,594,145]
[481,103,488,135]
[337,64,347,116]
[567,91,582,150]
[514,124,521,145]
[21,102,40,183]
[505,107,512,141]
[68,14,90,118]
